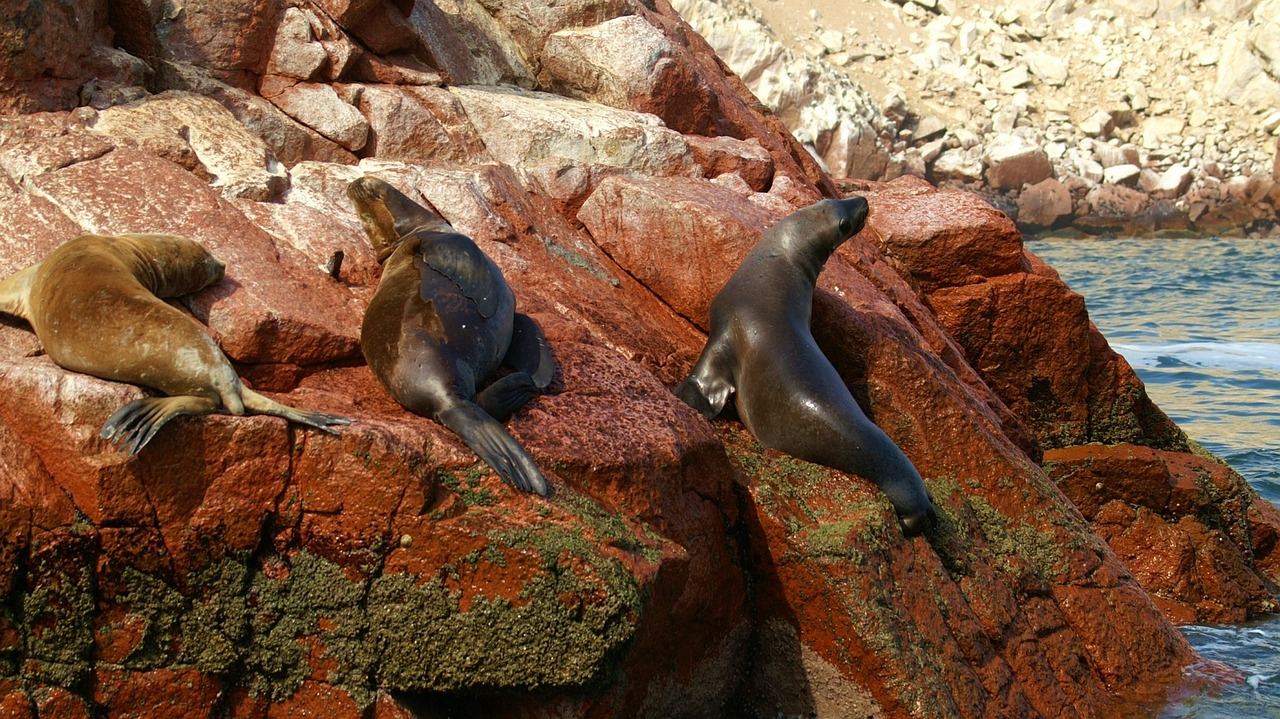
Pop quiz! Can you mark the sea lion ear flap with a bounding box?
[675,374,732,420]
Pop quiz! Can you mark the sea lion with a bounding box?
[348,176,555,496]
[0,233,351,453]
[675,197,936,533]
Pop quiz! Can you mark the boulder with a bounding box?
[983,134,1052,190]
[1140,163,1194,196]
[1016,177,1073,228]
[1214,26,1280,112]
[1103,164,1142,186]
[1044,444,1280,624]
[87,92,289,201]
[0,2,1260,717]
[259,77,370,152]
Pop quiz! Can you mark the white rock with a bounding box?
[1025,50,1068,86]
[933,147,985,181]
[1102,164,1141,185]
[1145,163,1194,194]
[1215,25,1280,111]
[1142,117,1187,149]
[450,85,697,179]
[89,92,288,201]
[1080,110,1114,138]
[999,65,1030,92]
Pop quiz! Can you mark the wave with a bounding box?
[1115,342,1280,372]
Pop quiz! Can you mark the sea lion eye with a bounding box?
[839,217,852,235]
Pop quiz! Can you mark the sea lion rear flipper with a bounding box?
[101,395,221,455]
[0,263,40,321]
[506,313,555,389]
[240,388,353,433]
[418,232,502,318]
[476,372,538,422]
[437,403,548,496]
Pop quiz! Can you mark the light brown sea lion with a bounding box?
[0,233,351,453]
[675,197,936,534]
[348,176,555,496]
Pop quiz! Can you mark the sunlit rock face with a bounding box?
[4,1,1275,717]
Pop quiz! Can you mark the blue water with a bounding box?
[1030,237,1280,717]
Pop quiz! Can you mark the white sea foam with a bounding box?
[1114,341,1280,372]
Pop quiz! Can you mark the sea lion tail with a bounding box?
[437,403,549,496]
[101,395,221,455]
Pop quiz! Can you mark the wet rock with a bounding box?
[1044,444,1280,624]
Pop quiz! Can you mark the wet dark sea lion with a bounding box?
[348,176,554,495]
[0,233,350,453]
[676,197,936,533]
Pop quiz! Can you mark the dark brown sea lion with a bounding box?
[0,233,351,453]
[675,197,936,533]
[348,176,554,495]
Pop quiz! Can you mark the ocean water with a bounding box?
[1030,237,1280,717]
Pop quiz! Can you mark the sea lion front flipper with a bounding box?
[101,395,221,455]
[506,313,555,390]
[437,402,548,496]
[240,388,353,433]
[418,232,502,318]
[475,372,538,422]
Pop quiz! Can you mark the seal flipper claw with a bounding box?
[101,395,220,455]
[476,372,538,422]
[506,313,555,389]
[438,403,548,496]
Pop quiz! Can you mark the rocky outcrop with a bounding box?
[0,1,1273,717]
[676,0,1280,238]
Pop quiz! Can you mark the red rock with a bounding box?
[1076,184,1152,235]
[92,666,222,719]
[983,134,1052,190]
[1016,177,1073,228]
[149,0,281,77]
[34,686,92,719]
[1044,444,1280,624]
[684,134,775,191]
[24,148,363,366]
[921,247,1184,450]
[577,174,780,329]
[1273,137,1280,181]
[862,176,1026,291]
[0,4,1247,718]
[0,679,32,719]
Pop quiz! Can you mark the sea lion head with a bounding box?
[348,176,453,261]
[769,196,869,266]
[816,196,869,253]
[113,234,225,298]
